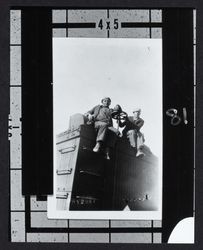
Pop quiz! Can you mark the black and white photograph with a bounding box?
[48,37,162,220]
[6,6,198,244]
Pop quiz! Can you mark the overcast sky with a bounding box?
[53,38,162,158]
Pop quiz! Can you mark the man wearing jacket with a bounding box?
[85,97,119,159]
[119,108,145,157]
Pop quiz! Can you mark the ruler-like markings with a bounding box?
[52,9,162,38]
[52,21,162,29]
[53,22,96,28]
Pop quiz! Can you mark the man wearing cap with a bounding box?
[119,108,145,157]
[84,97,119,159]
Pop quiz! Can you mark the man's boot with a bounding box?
[93,142,101,152]
[136,149,145,157]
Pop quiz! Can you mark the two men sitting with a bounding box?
[84,97,145,159]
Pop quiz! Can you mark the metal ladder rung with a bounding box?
[59,145,76,154]
[56,168,73,175]
[56,193,69,199]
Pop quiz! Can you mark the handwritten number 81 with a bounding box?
[166,108,188,126]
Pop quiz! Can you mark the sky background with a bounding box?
[53,38,162,159]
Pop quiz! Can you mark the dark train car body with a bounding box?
[56,114,159,211]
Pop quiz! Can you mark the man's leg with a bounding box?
[126,130,137,148]
[93,121,108,152]
[136,132,145,157]
[137,132,145,149]
[104,127,120,160]
[126,130,145,157]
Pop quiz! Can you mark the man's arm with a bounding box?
[84,105,98,122]
[134,118,144,130]
[85,106,97,115]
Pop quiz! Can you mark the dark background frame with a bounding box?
[1,0,203,249]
